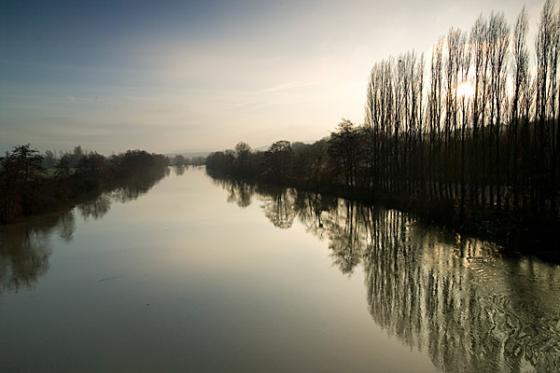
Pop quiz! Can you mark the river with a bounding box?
[1,167,559,372]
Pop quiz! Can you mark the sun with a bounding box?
[457,81,474,98]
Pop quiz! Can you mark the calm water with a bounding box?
[1,167,559,373]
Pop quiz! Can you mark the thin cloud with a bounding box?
[66,95,102,104]
[256,81,317,94]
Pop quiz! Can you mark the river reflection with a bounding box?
[0,168,167,294]
[0,212,69,293]
[2,169,559,372]
[212,176,560,373]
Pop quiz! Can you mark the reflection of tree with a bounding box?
[174,165,185,176]
[322,201,367,274]
[211,178,256,208]
[360,209,560,372]
[0,211,75,293]
[212,174,560,372]
[294,192,337,238]
[259,187,297,229]
[77,194,112,220]
[76,167,167,220]
[111,167,167,203]
[56,210,75,242]
[296,194,368,274]
[228,181,254,208]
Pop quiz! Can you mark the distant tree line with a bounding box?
[207,1,560,227]
[206,139,332,186]
[170,154,206,167]
[0,145,168,224]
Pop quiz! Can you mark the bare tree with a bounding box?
[511,7,529,209]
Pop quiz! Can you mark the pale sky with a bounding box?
[0,0,544,154]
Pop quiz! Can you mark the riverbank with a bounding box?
[0,166,168,226]
[0,146,169,224]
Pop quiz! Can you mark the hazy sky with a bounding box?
[0,0,544,154]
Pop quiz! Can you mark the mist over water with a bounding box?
[1,167,559,372]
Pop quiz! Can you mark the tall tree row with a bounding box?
[363,0,560,218]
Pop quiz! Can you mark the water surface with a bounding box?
[1,167,559,372]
